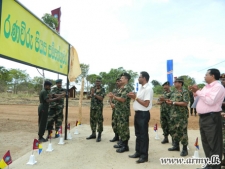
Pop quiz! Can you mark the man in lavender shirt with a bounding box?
[190,68,225,169]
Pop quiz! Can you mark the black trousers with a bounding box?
[134,110,150,159]
[199,112,222,169]
[38,104,48,138]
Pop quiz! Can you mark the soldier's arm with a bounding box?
[173,91,189,107]
[44,91,62,103]
[114,88,127,103]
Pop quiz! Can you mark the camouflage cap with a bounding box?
[162,81,170,86]
[55,79,62,83]
[174,77,184,82]
[220,73,225,79]
[44,81,52,86]
[120,72,131,80]
[116,77,120,81]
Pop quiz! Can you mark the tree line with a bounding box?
[0,64,205,95]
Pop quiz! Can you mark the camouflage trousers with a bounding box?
[223,118,225,153]
[90,107,103,133]
[160,110,170,137]
[112,109,118,134]
[47,108,64,131]
[115,110,130,141]
[169,110,188,146]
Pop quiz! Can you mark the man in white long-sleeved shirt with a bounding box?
[127,71,153,163]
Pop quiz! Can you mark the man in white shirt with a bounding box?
[127,71,153,163]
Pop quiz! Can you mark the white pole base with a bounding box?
[67,133,72,140]
[26,155,37,165]
[74,128,79,135]
[46,143,54,152]
[58,137,65,144]
[192,150,199,158]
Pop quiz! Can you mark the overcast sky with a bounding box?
[1,0,225,86]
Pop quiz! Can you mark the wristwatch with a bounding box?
[173,102,175,105]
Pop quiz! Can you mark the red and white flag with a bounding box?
[33,139,39,150]
[67,123,70,130]
[154,123,157,132]
[58,126,62,135]
[51,7,61,33]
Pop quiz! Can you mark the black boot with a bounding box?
[161,136,169,144]
[168,141,180,151]
[110,134,119,142]
[172,138,174,146]
[116,140,129,153]
[180,145,188,156]
[96,132,101,142]
[194,109,197,116]
[114,140,122,148]
[86,131,96,140]
[38,136,47,143]
[190,108,193,116]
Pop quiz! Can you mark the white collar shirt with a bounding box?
[133,83,153,111]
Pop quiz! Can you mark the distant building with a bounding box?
[69,86,77,98]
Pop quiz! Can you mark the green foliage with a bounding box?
[179,75,196,90]
[0,66,12,92]
[197,83,205,89]
[151,80,161,87]
[8,69,30,94]
[42,13,59,30]
[75,63,89,83]
[86,74,100,85]
[99,67,138,92]
[152,85,163,94]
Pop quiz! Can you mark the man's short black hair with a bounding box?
[120,72,131,81]
[162,81,170,86]
[140,71,149,82]
[208,68,220,80]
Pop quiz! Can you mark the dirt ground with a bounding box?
[0,97,199,162]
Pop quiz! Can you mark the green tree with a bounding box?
[151,80,161,87]
[42,13,58,30]
[0,66,11,92]
[179,75,196,90]
[197,83,205,89]
[153,85,163,94]
[8,69,30,94]
[99,67,138,92]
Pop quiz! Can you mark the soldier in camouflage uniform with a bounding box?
[108,73,132,153]
[86,79,105,142]
[47,79,65,138]
[109,78,121,142]
[220,73,225,166]
[157,81,171,144]
[38,81,63,142]
[166,77,189,156]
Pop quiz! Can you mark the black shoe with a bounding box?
[129,153,140,158]
[161,136,169,144]
[86,133,96,140]
[168,142,180,151]
[180,145,188,156]
[96,132,101,142]
[116,146,129,153]
[38,137,47,143]
[136,158,148,163]
[114,144,122,148]
[110,135,119,142]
